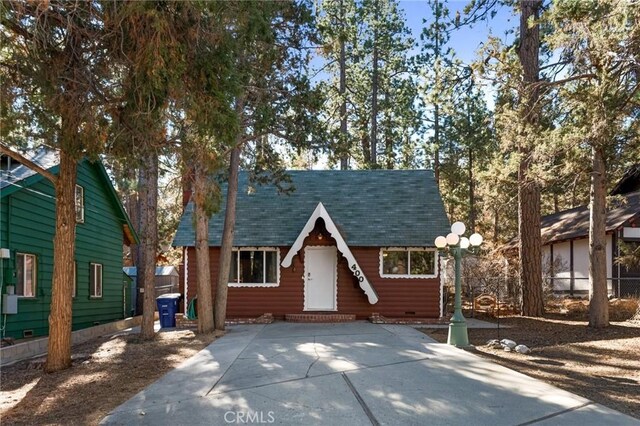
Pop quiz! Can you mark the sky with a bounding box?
[300,1,522,169]
[400,0,518,64]
[309,0,519,108]
[400,0,519,110]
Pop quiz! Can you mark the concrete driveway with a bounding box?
[102,322,638,425]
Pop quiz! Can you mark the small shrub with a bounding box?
[609,298,640,321]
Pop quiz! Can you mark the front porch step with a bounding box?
[285,313,356,323]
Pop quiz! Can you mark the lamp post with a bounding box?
[435,221,483,347]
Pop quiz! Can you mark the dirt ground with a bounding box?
[2,313,638,424]
[1,329,216,425]
[421,316,640,419]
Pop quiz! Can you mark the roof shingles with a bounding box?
[173,170,450,248]
[540,191,640,244]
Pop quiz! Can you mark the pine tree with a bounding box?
[1,1,114,372]
[545,0,640,328]
[517,0,545,317]
[318,0,417,169]
[415,0,460,181]
[440,80,495,231]
[104,1,193,340]
[317,0,359,169]
[214,0,323,331]
[359,0,417,168]
[176,2,239,335]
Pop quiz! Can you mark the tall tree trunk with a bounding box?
[468,147,475,231]
[385,90,393,169]
[385,133,393,169]
[339,0,349,170]
[214,146,241,331]
[519,170,544,316]
[138,153,158,340]
[182,164,194,209]
[360,117,371,164]
[434,103,440,184]
[589,145,609,327]
[370,2,379,167]
[518,0,544,317]
[433,0,441,185]
[45,151,77,373]
[194,160,215,333]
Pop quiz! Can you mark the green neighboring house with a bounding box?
[0,148,137,340]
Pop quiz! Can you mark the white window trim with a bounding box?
[228,247,280,288]
[90,263,103,298]
[379,247,438,279]
[16,252,37,298]
[75,184,84,223]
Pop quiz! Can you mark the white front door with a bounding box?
[304,246,337,311]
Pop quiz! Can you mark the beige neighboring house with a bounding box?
[541,165,640,297]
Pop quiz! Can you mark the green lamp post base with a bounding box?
[447,320,470,347]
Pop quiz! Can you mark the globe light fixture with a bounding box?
[446,233,460,246]
[469,233,483,247]
[451,221,466,235]
[459,237,470,249]
[433,222,484,348]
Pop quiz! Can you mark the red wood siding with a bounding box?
[184,229,441,319]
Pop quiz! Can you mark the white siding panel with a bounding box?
[553,241,571,291]
[573,239,590,291]
[623,227,640,239]
[542,246,551,273]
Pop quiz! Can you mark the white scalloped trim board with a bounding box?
[281,202,379,305]
[303,245,338,311]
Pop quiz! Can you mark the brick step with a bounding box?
[175,313,274,329]
[369,312,445,325]
[285,313,356,323]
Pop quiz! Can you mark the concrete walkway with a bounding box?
[102,322,639,426]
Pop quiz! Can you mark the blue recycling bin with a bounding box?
[156,293,181,328]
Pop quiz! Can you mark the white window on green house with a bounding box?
[75,184,84,223]
[380,248,437,278]
[90,263,102,298]
[229,248,279,287]
[16,253,36,297]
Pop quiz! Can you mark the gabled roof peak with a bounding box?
[281,202,378,305]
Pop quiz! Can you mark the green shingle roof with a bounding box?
[1,147,139,244]
[172,169,450,248]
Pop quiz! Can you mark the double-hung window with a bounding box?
[16,253,37,297]
[380,248,437,278]
[229,248,279,287]
[90,263,102,298]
